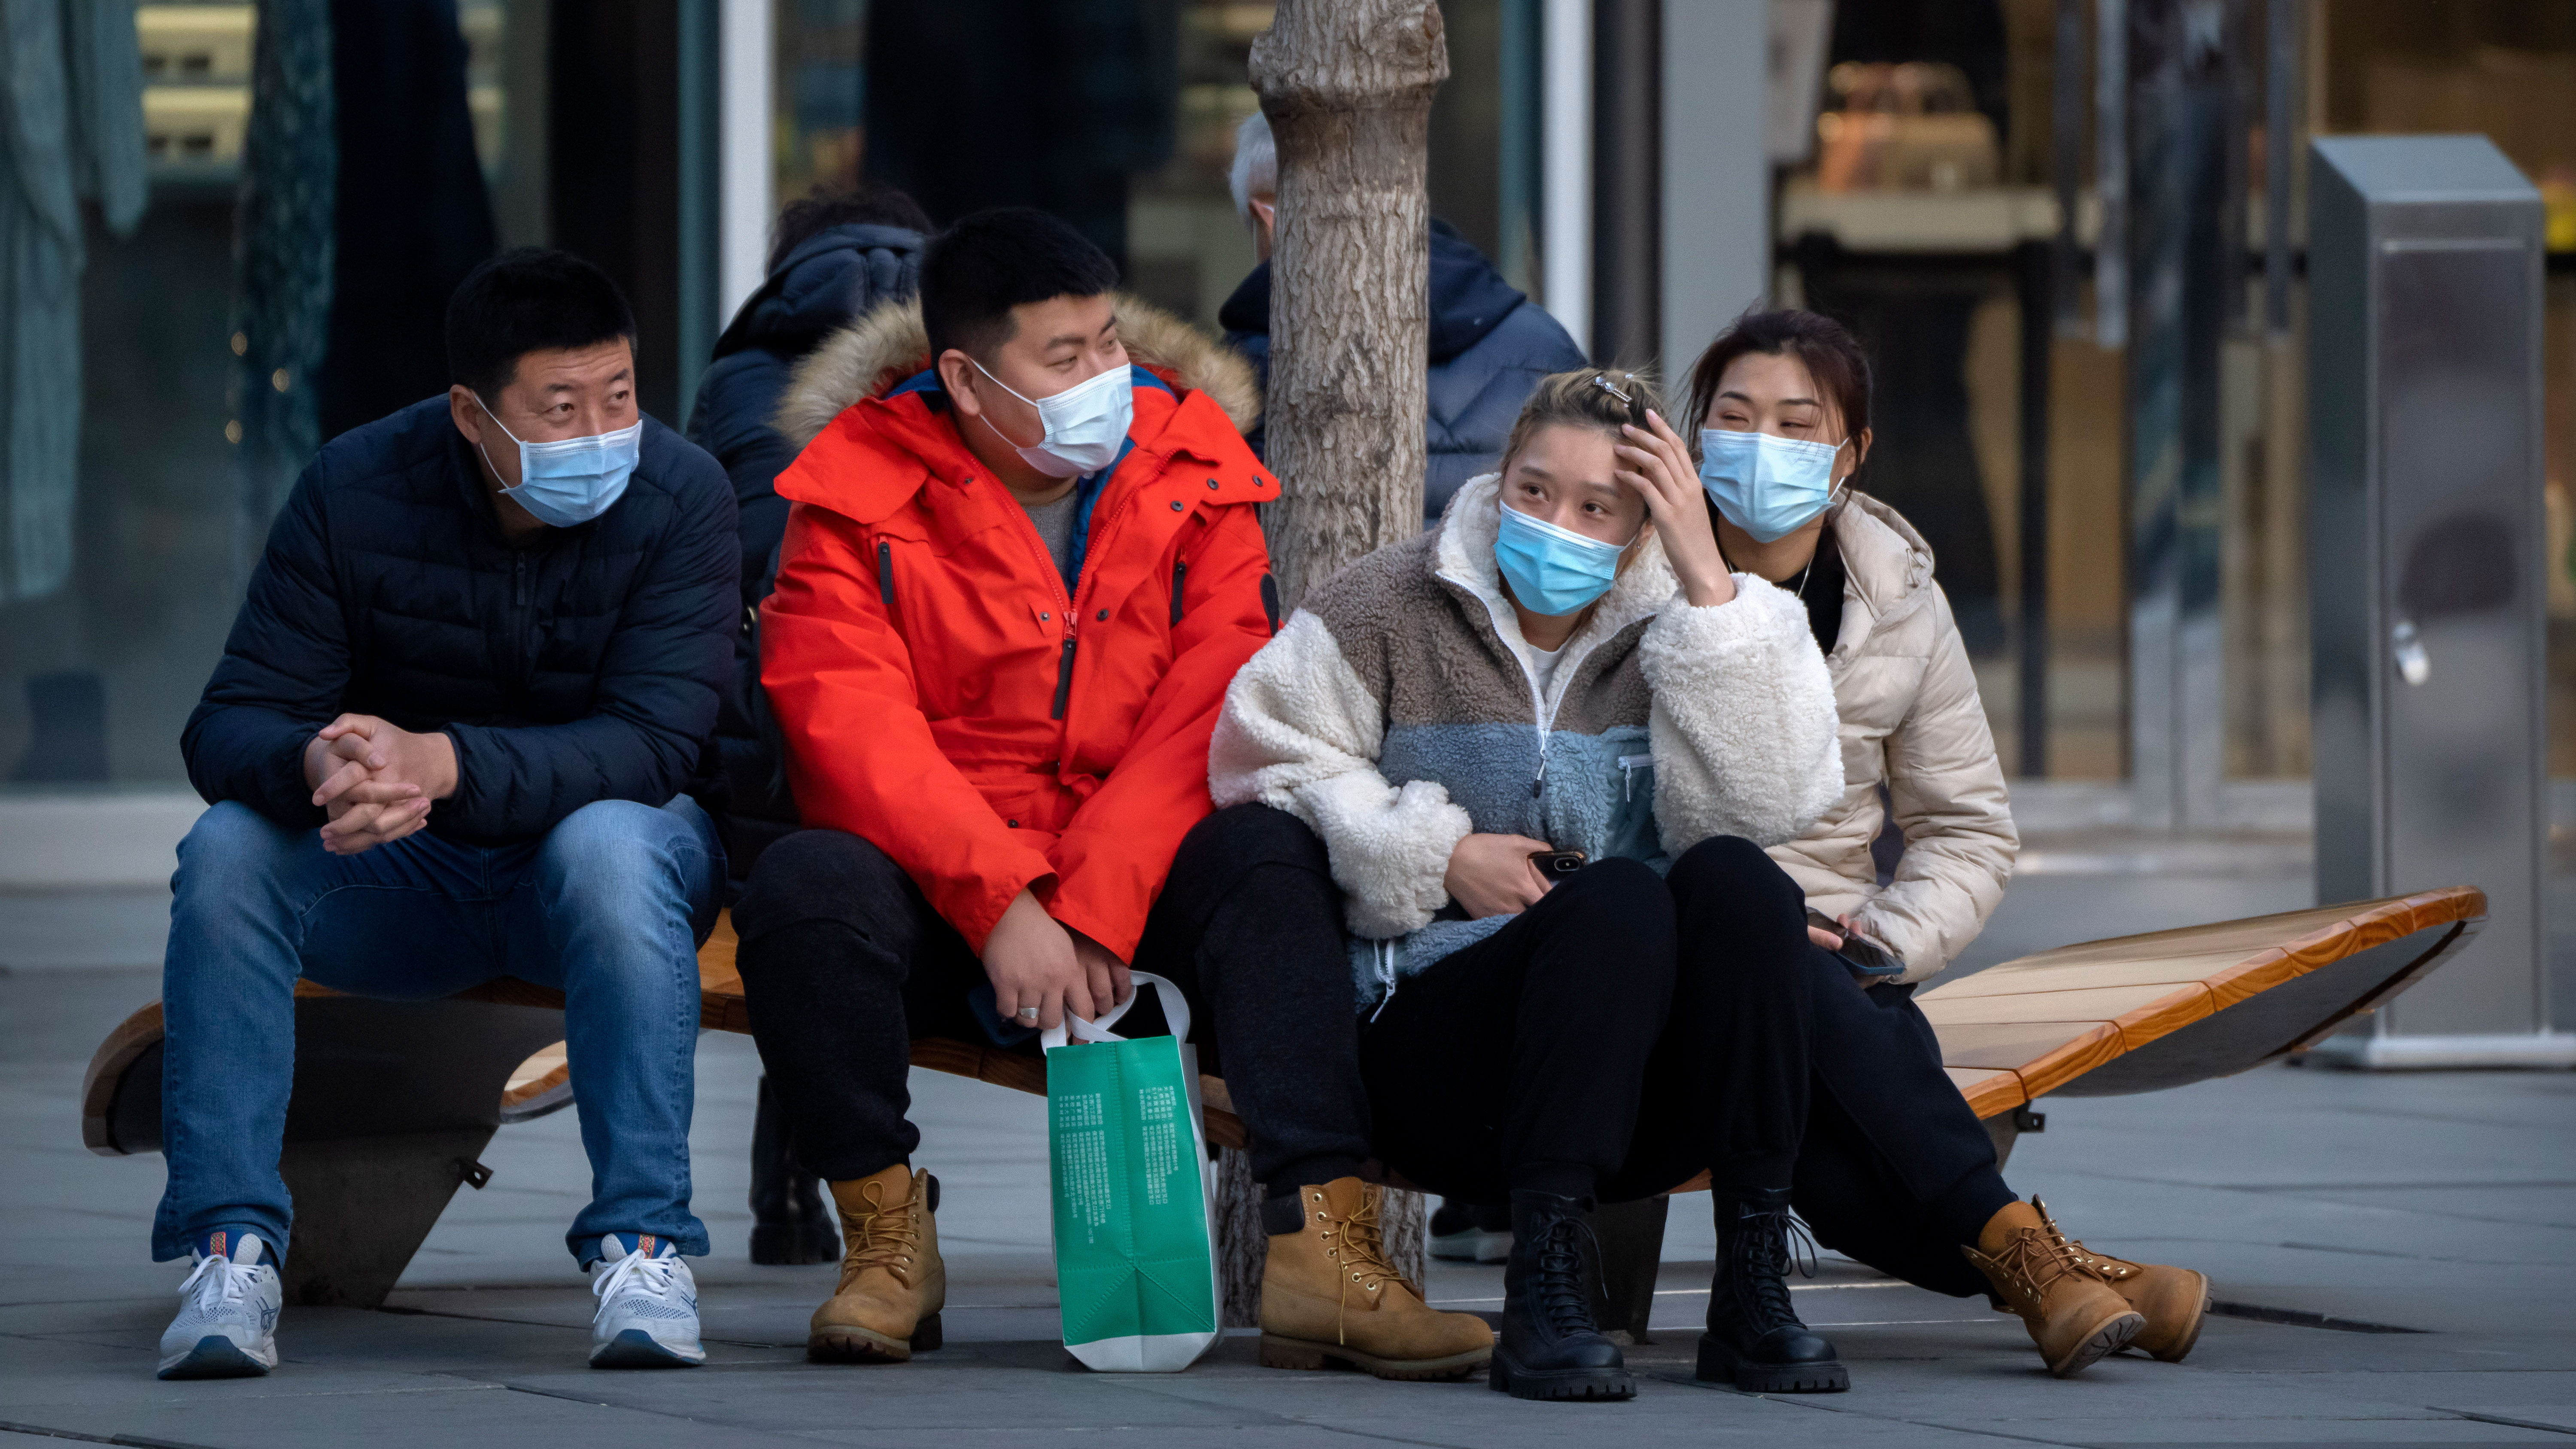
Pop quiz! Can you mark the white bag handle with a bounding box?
[1039,970,1191,1051]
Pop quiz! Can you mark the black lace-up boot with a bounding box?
[749,1075,840,1265]
[1490,1190,1637,1402]
[1698,1188,1848,1392]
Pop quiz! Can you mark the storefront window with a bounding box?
[3,0,521,788]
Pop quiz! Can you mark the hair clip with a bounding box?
[1591,374,1633,407]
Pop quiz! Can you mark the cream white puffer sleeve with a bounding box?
[1766,494,2017,984]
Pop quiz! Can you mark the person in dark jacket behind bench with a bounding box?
[152,249,738,1381]
[683,185,930,1268]
[1221,111,1587,523]
[688,185,931,635]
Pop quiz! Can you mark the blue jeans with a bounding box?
[153,797,721,1266]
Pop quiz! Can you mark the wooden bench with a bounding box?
[81,885,2485,1308]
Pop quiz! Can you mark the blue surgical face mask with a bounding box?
[473,395,641,527]
[1495,501,1635,617]
[1698,428,1847,543]
[971,357,1134,479]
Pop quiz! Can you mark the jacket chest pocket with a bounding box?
[1589,726,1660,861]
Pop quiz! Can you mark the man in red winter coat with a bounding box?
[730,210,1488,1379]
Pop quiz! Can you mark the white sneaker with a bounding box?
[589,1233,705,1367]
[158,1230,282,1379]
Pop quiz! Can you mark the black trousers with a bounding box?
[732,803,1374,1195]
[1361,835,2015,1298]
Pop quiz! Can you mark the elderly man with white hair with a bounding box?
[1218,111,1588,524]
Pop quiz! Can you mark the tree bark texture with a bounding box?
[1230,0,1449,1298]
[1249,0,1450,610]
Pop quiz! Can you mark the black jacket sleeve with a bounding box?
[437,450,740,839]
[181,466,351,827]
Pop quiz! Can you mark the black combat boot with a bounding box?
[1489,1190,1637,1402]
[1697,1188,1848,1392]
[749,1075,839,1265]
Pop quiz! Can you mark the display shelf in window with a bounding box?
[137,4,254,182]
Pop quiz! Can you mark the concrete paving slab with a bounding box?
[9,881,2576,1449]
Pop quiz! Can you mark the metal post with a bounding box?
[2306,136,2573,1068]
[1659,0,1769,381]
[1541,0,1591,346]
[2262,0,2297,338]
[2220,0,2254,337]
[674,0,719,427]
[1499,0,1543,295]
[1590,0,1659,367]
[2052,0,2089,338]
[716,0,772,327]
[2092,0,2126,349]
[2017,239,2054,777]
[2123,0,2227,829]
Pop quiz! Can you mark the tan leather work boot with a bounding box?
[1963,1200,2144,1378]
[2031,1199,2210,1363]
[1258,1177,1494,1380]
[808,1164,945,1363]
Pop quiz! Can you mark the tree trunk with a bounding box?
[1249,0,1449,609]
[1231,3,1449,1294]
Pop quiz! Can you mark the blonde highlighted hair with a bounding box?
[1497,367,1666,476]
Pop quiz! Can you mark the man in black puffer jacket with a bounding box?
[686,186,928,857]
[1219,114,1587,523]
[153,249,737,1382]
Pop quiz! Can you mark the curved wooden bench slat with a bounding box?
[1916,886,2483,1104]
[86,887,2481,1170]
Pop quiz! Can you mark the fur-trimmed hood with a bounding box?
[772,292,1263,452]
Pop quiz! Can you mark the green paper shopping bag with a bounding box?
[1041,972,1221,1372]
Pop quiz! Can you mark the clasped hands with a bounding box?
[301,714,458,856]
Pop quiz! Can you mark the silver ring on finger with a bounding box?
[1016,1005,1040,1021]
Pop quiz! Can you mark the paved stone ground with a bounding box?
[5,869,2574,1447]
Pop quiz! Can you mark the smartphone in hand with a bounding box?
[1529,848,1589,880]
[1807,908,1905,978]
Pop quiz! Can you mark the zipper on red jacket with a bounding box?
[987,473,1084,723]
[1051,637,1077,719]
[1168,558,1188,626]
[876,539,894,608]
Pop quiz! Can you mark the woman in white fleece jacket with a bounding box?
[1211,359,2196,1400]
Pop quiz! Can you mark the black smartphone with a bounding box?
[1530,848,1589,879]
[1807,908,1905,977]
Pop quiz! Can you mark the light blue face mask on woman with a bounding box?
[1495,502,1636,616]
[1698,428,1847,542]
[472,395,643,527]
